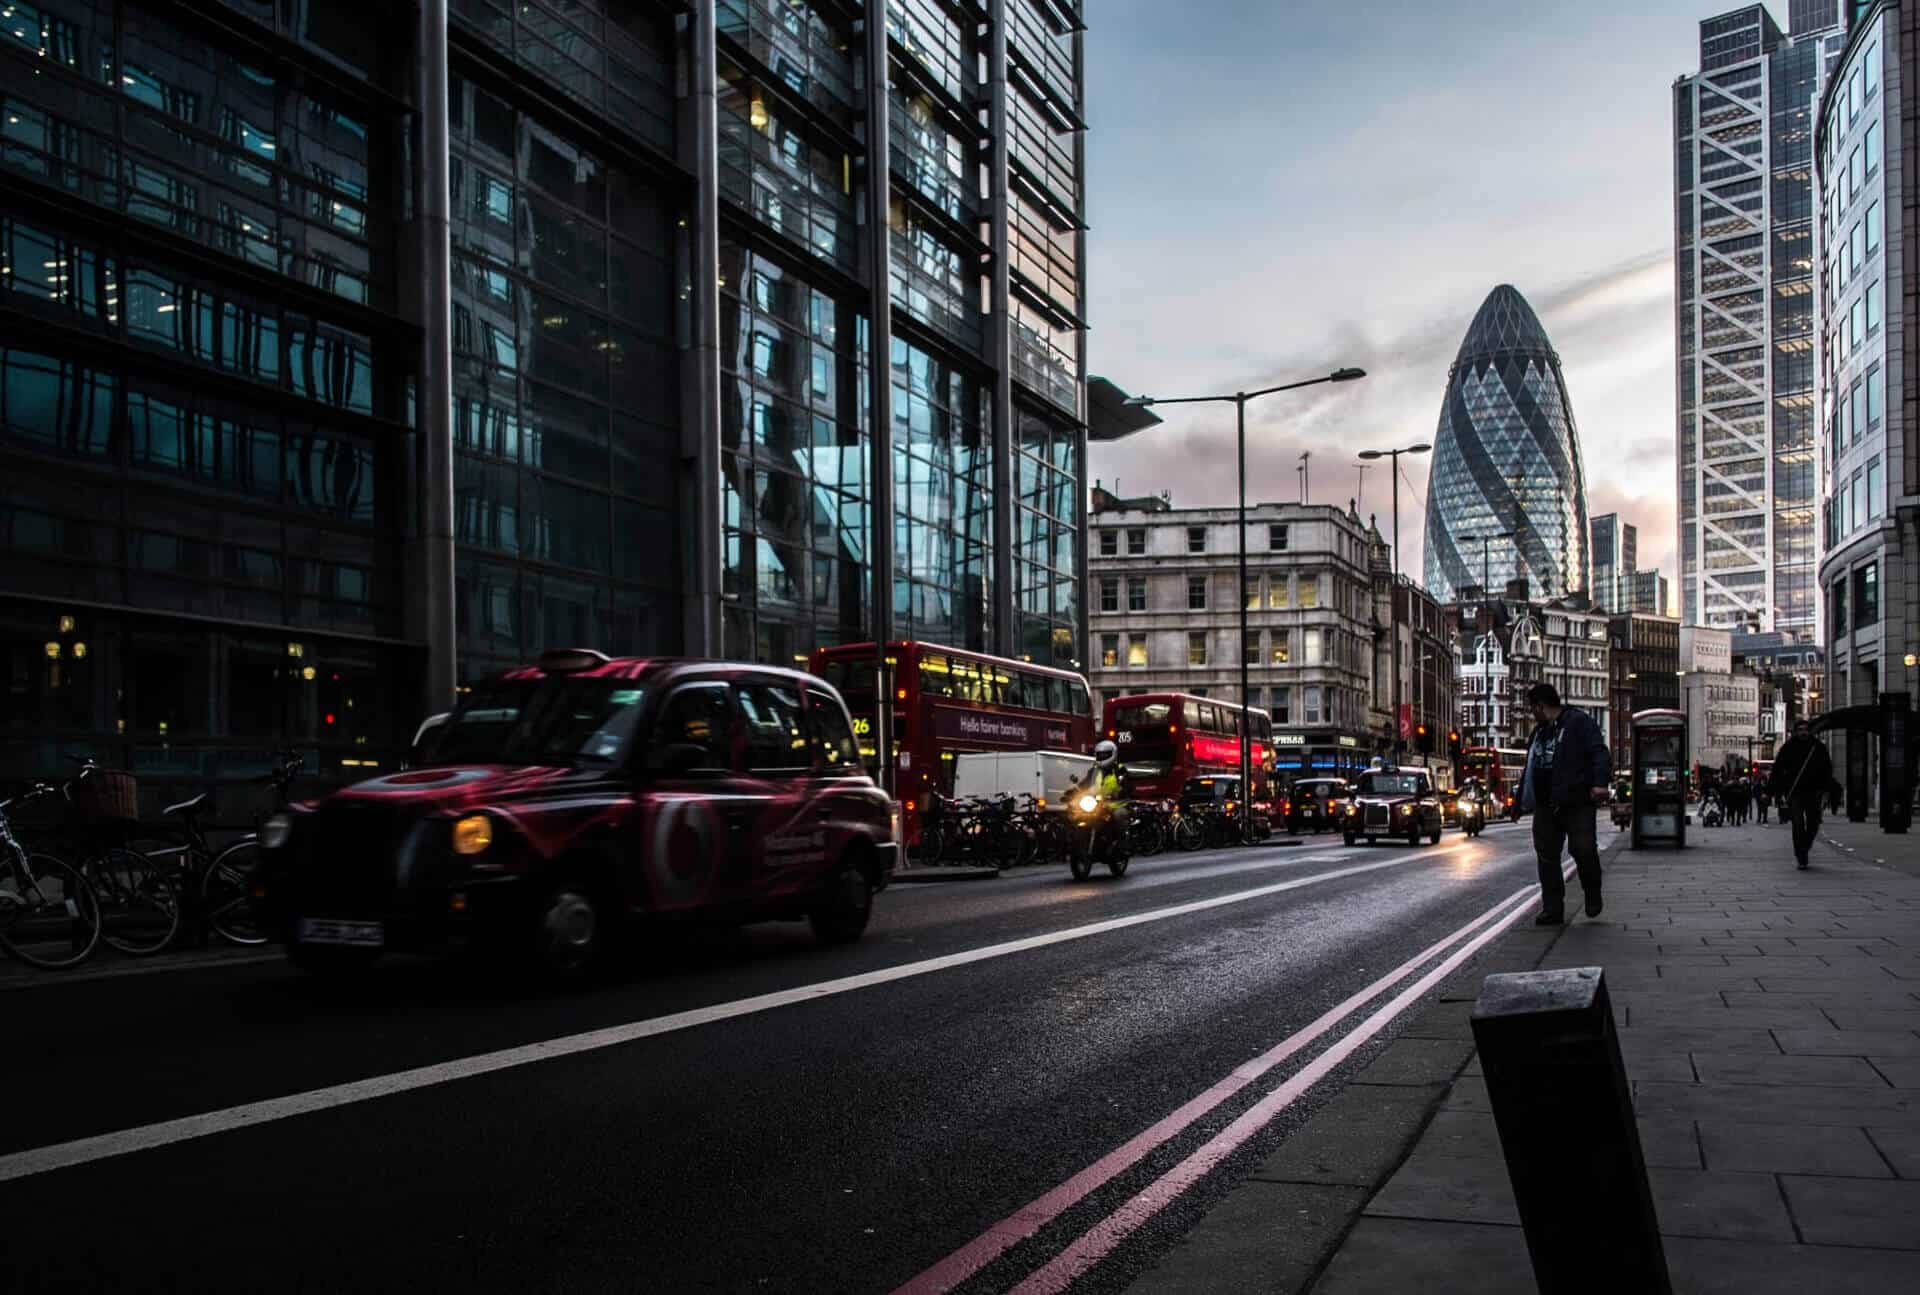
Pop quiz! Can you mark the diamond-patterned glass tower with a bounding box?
[1423,285,1591,605]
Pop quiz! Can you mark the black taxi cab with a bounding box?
[1341,766,1444,847]
[255,650,899,979]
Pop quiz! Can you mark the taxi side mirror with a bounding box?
[649,742,710,774]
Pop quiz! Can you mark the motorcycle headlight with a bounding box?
[1077,794,1099,813]
[452,814,494,856]
[260,813,292,850]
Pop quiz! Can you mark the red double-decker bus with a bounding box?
[1460,746,1528,803]
[1101,693,1274,802]
[808,641,1095,842]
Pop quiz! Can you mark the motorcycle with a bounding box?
[1459,796,1485,838]
[1068,791,1131,880]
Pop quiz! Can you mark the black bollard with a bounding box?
[1471,967,1670,1295]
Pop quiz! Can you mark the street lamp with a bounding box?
[1461,530,1514,750]
[1358,442,1431,757]
[1127,366,1367,838]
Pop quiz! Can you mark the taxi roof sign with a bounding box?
[538,647,612,674]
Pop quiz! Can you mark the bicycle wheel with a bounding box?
[200,840,268,946]
[0,853,102,970]
[90,847,182,955]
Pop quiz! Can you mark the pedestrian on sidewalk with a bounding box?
[1767,719,1833,870]
[1518,682,1611,925]
[1757,790,1770,824]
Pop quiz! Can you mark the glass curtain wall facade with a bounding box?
[1422,284,1591,605]
[0,0,414,801]
[718,0,1087,669]
[1,0,1092,800]
[1814,5,1910,726]
[1675,5,1843,638]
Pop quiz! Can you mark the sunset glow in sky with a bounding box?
[1084,0,1708,600]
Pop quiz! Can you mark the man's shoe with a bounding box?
[1534,910,1565,926]
[1584,893,1603,918]
[1797,857,1809,870]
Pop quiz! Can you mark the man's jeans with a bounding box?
[1789,800,1823,862]
[1533,801,1602,915]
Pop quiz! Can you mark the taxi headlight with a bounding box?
[452,814,494,856]
[260,813,292,850]
[1398,804,1414,816]
[1077,794,1099,813]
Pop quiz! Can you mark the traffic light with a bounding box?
[1416,723,1432,755]
[1448,729,1463,763]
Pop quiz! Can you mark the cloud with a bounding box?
[1091,250,1677,587]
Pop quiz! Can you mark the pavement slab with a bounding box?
[1873,1056,1920,1088]
[1647,1167,1798,1242]
[1249,1085,1443,1189]
[1690,1050,1893,1087]
[1867,1126,1920,1177]
[1698,1120,1892,1177]
[1125,1182,1370,1295]
[1363,1147,1518,1227]
[1772,1026,1920,1056]
[1345,1036,1475,1088]
[1311,1218,1534,1294]
[1779,1175,1920,1248]
[1663,1236,1920,1294]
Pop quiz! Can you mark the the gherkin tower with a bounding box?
[1423,285,1590,605]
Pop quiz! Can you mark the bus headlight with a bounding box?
[260,813,292,850]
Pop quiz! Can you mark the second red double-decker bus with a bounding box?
[808,641,1095,843]
[1101,693,1273,802]
[1460,746,1528,803]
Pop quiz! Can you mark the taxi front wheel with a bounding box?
[810,858,873,945]
[532,881,607,980]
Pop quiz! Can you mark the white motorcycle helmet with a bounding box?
[1094,740,1118,766]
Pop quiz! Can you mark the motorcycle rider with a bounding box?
[1072,741,1131,856]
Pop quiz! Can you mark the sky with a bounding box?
[1083,0,1721,598]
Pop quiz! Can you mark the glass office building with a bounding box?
[1423,284,1592,606]
[1,0,1090,801]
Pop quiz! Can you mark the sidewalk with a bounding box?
[1131,818,1920,1294]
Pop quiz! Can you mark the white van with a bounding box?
[952,750,1095,809]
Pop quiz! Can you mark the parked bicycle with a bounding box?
[0,782,102,970]
[135,752,304,947]
[61,758,179,956]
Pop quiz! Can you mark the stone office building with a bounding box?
[1087,499,1378,777]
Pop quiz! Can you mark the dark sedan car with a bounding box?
[1286,778,1351,833]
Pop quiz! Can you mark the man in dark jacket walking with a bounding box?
[1520,682,1613,925]
[1767,720,1833,869]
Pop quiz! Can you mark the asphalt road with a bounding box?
[4,819,1572,1294]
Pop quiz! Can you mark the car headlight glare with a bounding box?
[260,813,292,850]
[452,814,494,855]
[1077,794,1098,813]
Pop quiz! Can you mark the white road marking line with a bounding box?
[0,841,1506,1185]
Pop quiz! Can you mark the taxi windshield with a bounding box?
[1357,773,1422,797]
[432,678,648,767]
